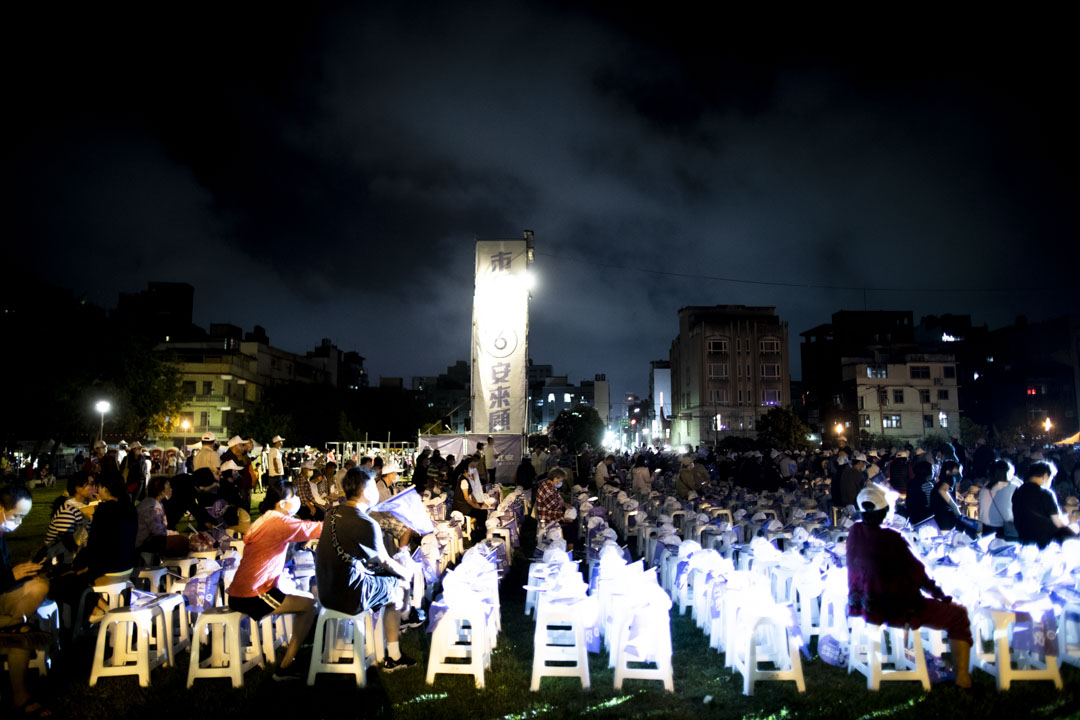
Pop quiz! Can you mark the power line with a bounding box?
[534,251,1042,294]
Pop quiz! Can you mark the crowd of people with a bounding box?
[2,428,1078,710]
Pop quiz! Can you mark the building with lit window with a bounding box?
[669,305,791,448]
[842,354,960,443]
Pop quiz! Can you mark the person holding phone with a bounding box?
[1,484,52,715]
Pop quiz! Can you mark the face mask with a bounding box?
[555,482,563,489]
[0,509,18,533]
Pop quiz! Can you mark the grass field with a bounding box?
[4,485,1080,719]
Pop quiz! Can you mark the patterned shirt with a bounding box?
[45,497,88,544]
[535,480,565,527]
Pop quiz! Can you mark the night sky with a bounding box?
[5,4,1077,409]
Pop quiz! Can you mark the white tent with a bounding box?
[417,433,524,483]
[1054,431,1080,446]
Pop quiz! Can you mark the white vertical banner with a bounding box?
[471,240,529,436]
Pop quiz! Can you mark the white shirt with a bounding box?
[193,446,220,475]
[268,447,284,476]
[594,462,609,489]
[484,444,497,469]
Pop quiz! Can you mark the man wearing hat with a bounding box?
[266,435,286,504]
[369,459,411,550]
[122,442,149,500]
[847,485,972,688]
[86,439,109,475]
[193,432,221,478]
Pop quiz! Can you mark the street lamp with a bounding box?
[834,423,844,436]
[1044,417,1053,434]
[95,400,111,441]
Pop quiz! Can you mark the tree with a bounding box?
[755,406,813,450]
[958,417,988,448]
[549,405,605,451]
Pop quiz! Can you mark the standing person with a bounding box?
[483,436,498,485]
[226,482,322,680]
[834,455,866,511]
[1,484,53,715]
[905,459,935,524]
[676,454,707,498]
[474,443,488,485]
[531,446,549,480]
[847,485,972,688]
[972,438,994,484]
[123,442,149,501]
[263,435,287,512]
[514,454,537,491]
[193,432,220,478]
[1012,461,1077,548]
[316,467,416,671]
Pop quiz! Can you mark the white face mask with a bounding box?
[0,508,20,533]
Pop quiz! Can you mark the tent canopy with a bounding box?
[1055,431,1080,446]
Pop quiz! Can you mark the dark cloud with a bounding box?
[4,3,1076,408]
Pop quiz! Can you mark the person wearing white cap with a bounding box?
[847,484,973,688]
[263,435,286,511]
[193,431,221,478]
[369,460,412,550]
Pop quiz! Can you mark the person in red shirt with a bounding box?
[226,482,321,680]
[535,467,567,530]
[846,484,972,688]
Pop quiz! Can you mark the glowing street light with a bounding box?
[834,423,844,435]
[1044,417,1053,434]
[95,400,111,441]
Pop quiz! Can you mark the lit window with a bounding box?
[547,393,555,402]
[862,414,871,427]
[867,365,888,379]
[761,389,781,405]
[883,414,902,428]
[939,412,948,428]
[564,393,572,403]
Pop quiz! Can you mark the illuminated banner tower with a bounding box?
[471,234,532,435]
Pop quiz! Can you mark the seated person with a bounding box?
[904,460,935,524]
[369,461,411,551]
[929,460,976,538]
[451,456,490,543]
[979,460,1020,539]
[535,467,567,533]
[38,471,96,565]
[316,467,416,671]
[226,482,321,680]
[296,461,331,521]
[1013,461,1078,549]
[135,476,189,558]
[847,484,972,687]
[1,484,52,715]
[161,472,216,531]
[52,472,138,624]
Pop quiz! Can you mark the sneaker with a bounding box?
[401,609,425,630]
[272,664,303,681]
[382,653,417,672]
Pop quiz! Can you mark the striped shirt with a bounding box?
[45,498,88,544]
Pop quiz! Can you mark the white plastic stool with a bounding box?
[153,593,190,660]
[847,618,930,691]
[89,604,169,687]
[259,613,292,665]
[611,606,673,691]
[134,566,169,593]
[307,607,371,687]
[186,608,264,688]
[1059,602,1080,669]
[530,597,591,690]
[730,604,806,695]
[971,608,1063,690]
[425,604,490,689]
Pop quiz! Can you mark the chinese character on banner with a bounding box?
[490,251,513,271]
[489,387,511,408]
[489,409,510,431]
[491,362,511,383]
